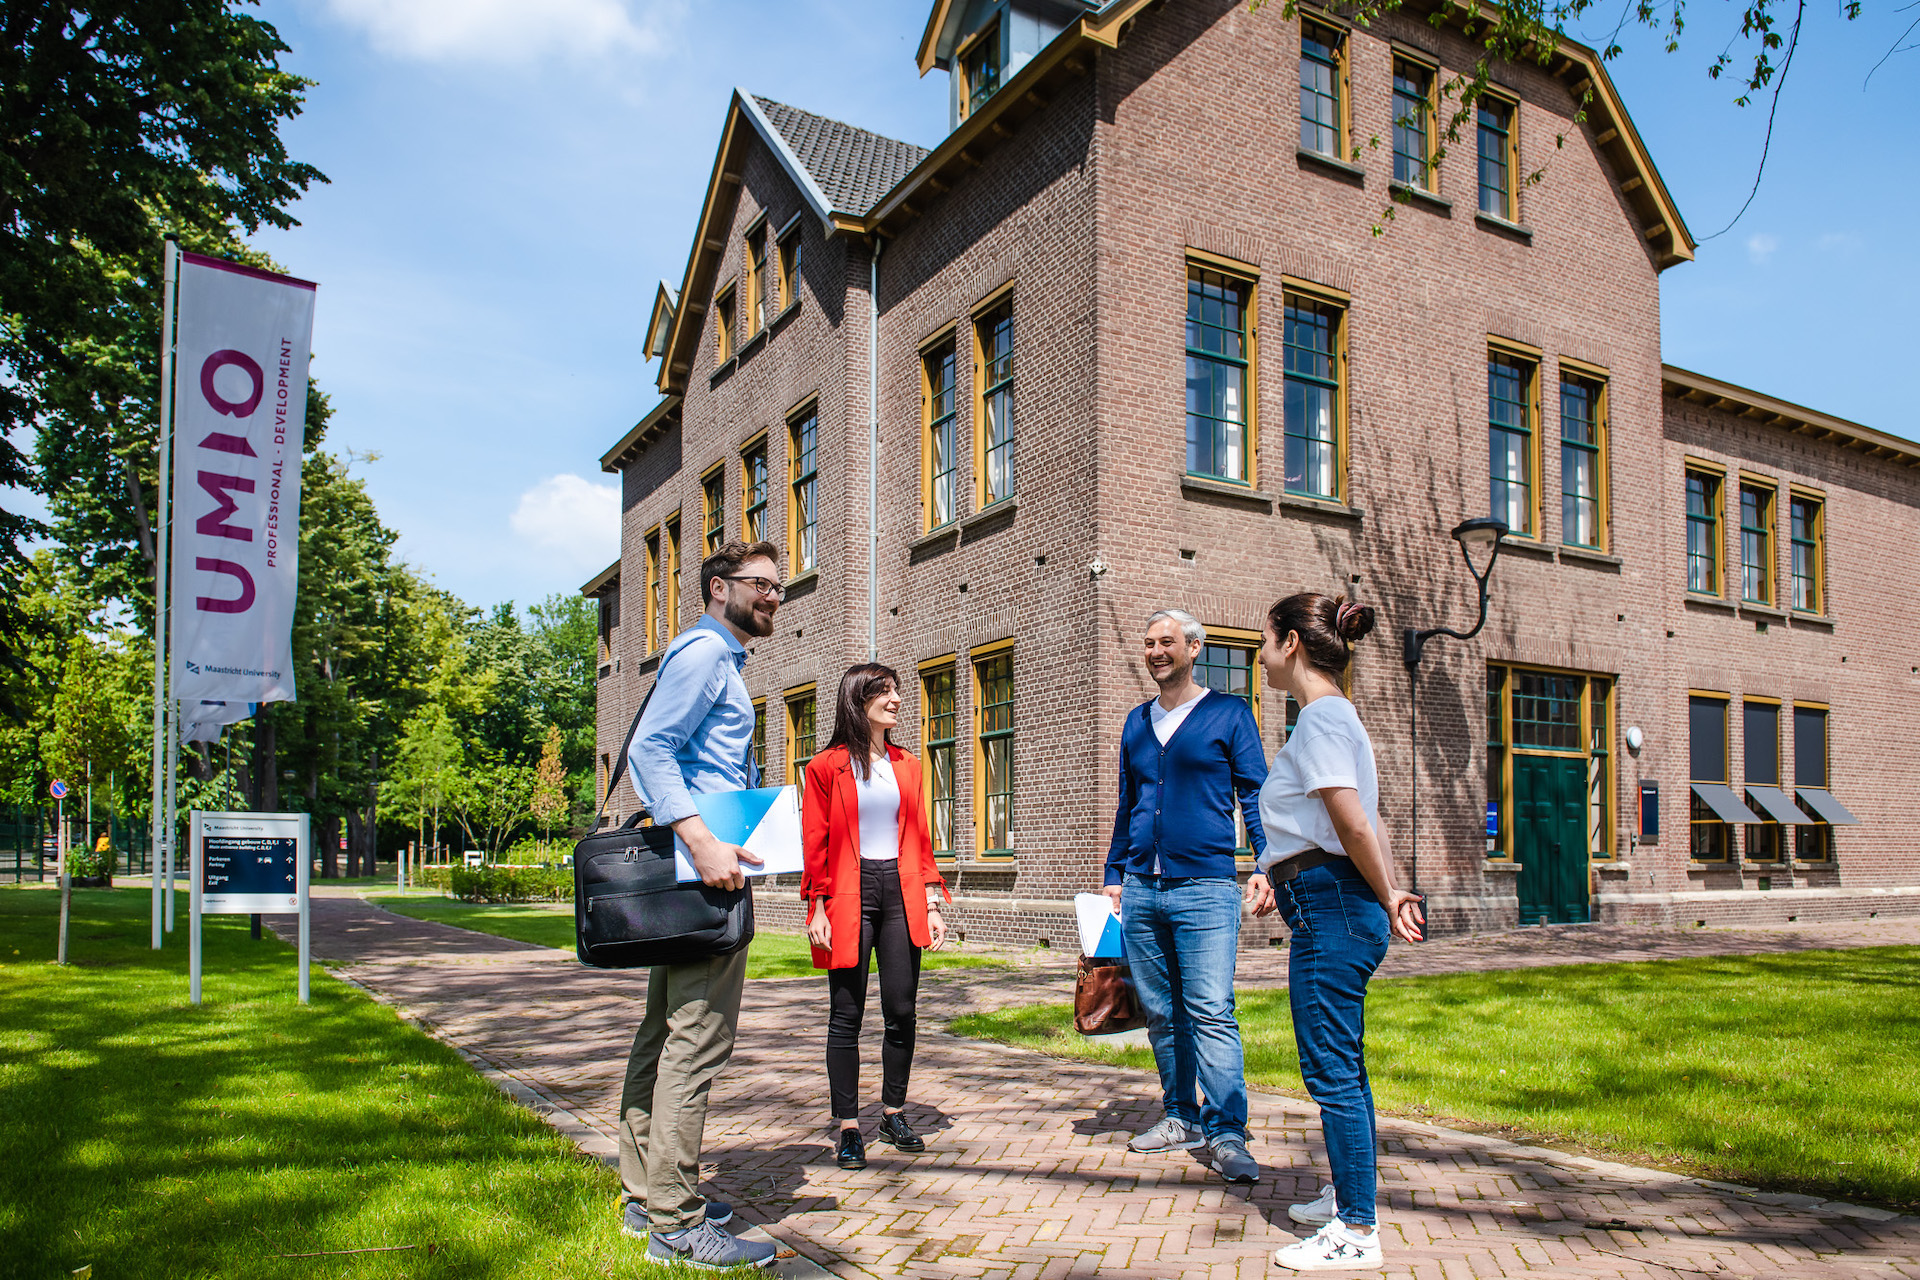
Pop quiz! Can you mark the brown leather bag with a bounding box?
[1074,956,1148,1035]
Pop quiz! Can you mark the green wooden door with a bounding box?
[1514,754,1590,924]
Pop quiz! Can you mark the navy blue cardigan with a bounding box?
[1105,690,1268,883]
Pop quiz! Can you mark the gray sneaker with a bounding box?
[622,1198,733,1238]
[1128,1116,1204,1153]
[1208,1133,1261,1184]
[643,1217,776,1271]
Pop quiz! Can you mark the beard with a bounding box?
[724,592,776,638]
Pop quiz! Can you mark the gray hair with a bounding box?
[1144,608,1205,645]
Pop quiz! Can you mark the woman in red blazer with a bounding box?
[802,663,951,1171]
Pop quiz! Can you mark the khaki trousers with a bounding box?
[617,946,750,1233]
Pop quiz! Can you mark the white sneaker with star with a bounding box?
[1271,1219,1383,1271]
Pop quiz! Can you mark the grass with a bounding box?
[954,947,1920,1211]
[0,885,754,1278]
[368,894,1012,979]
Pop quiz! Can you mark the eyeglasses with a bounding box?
[722,575,786,601]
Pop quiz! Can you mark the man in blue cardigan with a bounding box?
[1104,608,1268,1184]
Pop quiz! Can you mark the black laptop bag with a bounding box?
[573,640,755,969]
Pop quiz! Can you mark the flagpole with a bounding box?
[151,235,179,950]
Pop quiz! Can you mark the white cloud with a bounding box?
[1817,232,1861,253]
[509,473,619,564]
[1745,233,1780,265]
[324,0,680,64]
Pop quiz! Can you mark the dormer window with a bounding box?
[961,19,1003,119]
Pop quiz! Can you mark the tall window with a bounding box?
[1689,694,1731,861]
[745,225,768,339]
[751,699,767,778]
[1186,267,1251,483]
[715,284,736,363]
[1391,58,1435,188]
[1794,704,1831,861]
[1743,699,1782,862]
[1588,676,1612,859]
[1299,21,1345,157]
[1284,296,1342,500]
[1477,97,1514,218]
[1739,483,1774,604]
[789,409,818,573]
[664,517,681,639]
[777,225,803,311]
[925,346,957,529]
[1559,374,1605,549]
[643,528,660,655]
[786,691,817,790]
[922,663,957,858]
[1686,469,1722,595]
[962,20,1002,118]
[1197,638,1259,856]
[974,646,1014,854]
[1790,495,1823,613]
[701,465,726,557]
[1489,353,1536,537]
[977,301,1015,506]
[742,439,768,543]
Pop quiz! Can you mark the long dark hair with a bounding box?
[824,663,901,780]
[1267,592,1377,676]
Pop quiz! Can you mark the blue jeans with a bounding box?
[1120,873,1248,1141]
[1278,858,1389,1227]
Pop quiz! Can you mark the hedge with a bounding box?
[444,862,572,904]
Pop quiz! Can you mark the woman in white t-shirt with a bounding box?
[1243,593,1424,1273]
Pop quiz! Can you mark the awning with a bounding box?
[1745,785,1814,826]
[1795,788,1861,826]
[1691,783,1765,825]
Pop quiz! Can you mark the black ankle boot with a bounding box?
[835,1126,867,1170]
[876,1112,926,1152]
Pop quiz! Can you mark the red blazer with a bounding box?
[800,743,951,970]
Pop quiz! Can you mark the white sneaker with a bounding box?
[1288,1184,1338,1226]
[1272,1220,1383,1271]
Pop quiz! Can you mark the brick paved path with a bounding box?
[294,900,1920,1279]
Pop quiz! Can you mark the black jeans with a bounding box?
[826,858,923,1120]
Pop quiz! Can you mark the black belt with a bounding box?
[1268,848,1343,885]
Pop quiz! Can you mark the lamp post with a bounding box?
[1402,517,1509,905]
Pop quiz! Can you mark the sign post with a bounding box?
[52,779,69,966]
[189,810,309,1005]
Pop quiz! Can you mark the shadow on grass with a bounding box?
[0,888,722,1279]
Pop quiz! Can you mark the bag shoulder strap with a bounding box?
[596,633,715,823]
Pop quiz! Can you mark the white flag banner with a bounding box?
[170,253,316,707]
[182,699,258,744]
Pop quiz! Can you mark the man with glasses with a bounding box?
[619,539,784,1270]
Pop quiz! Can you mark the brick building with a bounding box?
[586,0,1919,943]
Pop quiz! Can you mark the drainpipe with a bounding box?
[868,235,885,663]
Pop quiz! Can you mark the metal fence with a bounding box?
[2,808,154,883]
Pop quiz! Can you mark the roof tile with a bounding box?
[753,96,929,217]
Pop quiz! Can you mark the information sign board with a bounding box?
[189,811,309,1004]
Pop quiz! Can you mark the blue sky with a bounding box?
[238,0,1915,614]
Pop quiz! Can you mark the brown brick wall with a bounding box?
[597,3,1917,940]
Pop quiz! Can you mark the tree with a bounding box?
[530,724,567,849]
[445,752,536,861]
[0,2,324,696]
[389,704,462,863]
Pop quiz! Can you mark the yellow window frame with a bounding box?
[1282,273,1354,503]
[970,637,1015,858]
[1185,251,1262,489]
[971,282,1016,511]
[1484,661,1616,863]
[1557,361,1611,552]
[1477,88,1522,222]
[714,281,736,364]
[918,653,960,862]
[1390,45,1441,192]
[787,399,820,575]
[1688,689,1732,862]
[1684,457,1728,598]
[1299,14,1353,160]
[642,526,661,656]
[784,683,818,790]
[739,431,769,544]
[1789,485,1827,615]
[743,217,768,341]
[1488,337,1544,540]
[664,514,682,640]
[920,324,959,533]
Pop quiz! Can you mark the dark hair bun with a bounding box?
[1335,601,1377,644]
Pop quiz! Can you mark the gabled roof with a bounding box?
[1663,366,1919,468]
[580,560,621,599]
[645,281,677,361]
[752,97,928,218]
[601,396,681,473]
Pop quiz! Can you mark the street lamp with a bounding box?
[1401,516,1509,908]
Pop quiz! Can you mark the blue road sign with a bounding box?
[49,779,68,800]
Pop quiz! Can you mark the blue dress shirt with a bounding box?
[626,615,759,826]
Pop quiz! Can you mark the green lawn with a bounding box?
[369,894,1010,979]
[0,886,757,1278]
[955,947,1920,1211]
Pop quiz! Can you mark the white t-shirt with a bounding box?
[1256,695,1381,871]
[1148,685,1208,744]
[855,756,901,861]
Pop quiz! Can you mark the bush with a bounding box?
[447,863,572,904]
[415,864,453,892]
[67,846,109,880]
